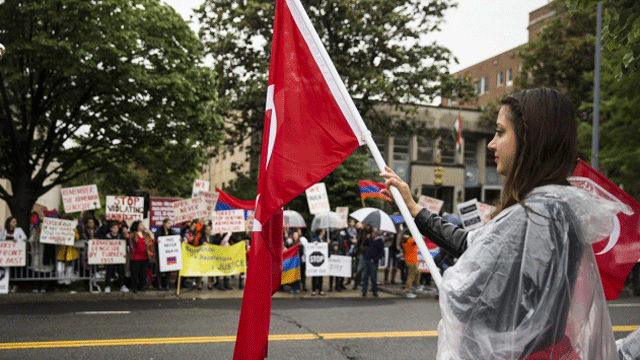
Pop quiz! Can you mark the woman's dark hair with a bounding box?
[4,216,16,230]
[130,221,142,233]
[495,87,577,216]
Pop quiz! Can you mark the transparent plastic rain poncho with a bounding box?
[437,185,625,360]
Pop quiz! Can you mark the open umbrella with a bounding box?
[350,207,397,234]
[310,211,342,233]
[283,210,306,228]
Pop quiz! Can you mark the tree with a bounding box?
[0,0,222,232]
[195,0,474,152]
[568,0,640,75]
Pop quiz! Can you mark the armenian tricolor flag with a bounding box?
[281,244,301,285]
[359,180,392,202]
[216,188,255,211]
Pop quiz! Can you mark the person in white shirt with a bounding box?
[0,216,27,242]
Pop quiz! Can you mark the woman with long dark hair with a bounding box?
[128,221,156,292]
[382,88,627,359]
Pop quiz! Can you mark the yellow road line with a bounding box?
[0,327,637,350]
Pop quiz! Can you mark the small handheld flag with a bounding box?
[359,180,392,202]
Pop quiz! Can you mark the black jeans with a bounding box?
[130,260,149,291]
[311,276,323,292]
[105,264,126,288]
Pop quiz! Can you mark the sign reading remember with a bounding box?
[0,241,26,267]
[88,240,126,265]
[61,185,101,213]
[40,217,77,246]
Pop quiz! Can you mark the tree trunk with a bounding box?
[5,177,39,237]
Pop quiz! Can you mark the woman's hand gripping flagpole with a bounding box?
[285,0,442,289]
[361,131,442,289]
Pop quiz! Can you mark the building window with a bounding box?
[475,76,490,95]
[507,67,513,86]
[369,133,386,169]
[464,137,478,166]
[393,135,410,162]
[440,136,455,165]
[417,136,435,162]
[497,71,504,87]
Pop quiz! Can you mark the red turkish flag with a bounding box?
[233,0,363,358]
[572,159,640,300]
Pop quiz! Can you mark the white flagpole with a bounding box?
[287,0,442,288]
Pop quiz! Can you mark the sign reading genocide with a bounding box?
[105,196,145,221]
[212,210,246,233]
[305,242,328,276]
[0,241,26,267]
[157,235,182,272]
[40,217,77,246]
[305,183,330,215]
[87,240,126,265]
[61,184,101,213]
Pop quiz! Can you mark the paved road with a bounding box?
[1,292,638,360]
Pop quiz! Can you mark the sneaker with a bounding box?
[120,285,130,293]
[32,288,39,293]
[405,292,417,299]
[40,288,46,293]
[104,286,111,293]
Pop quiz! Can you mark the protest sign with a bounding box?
[327,255,351,277]
[105,196,145,221]
[196,191,218,216]
[0,241,26,267]
[192,180,210,198]
[305,183,330,215]
[87,240,126,265]
[179,242,246,277]
[172,197,210,225]
[335,207,349,228]
[61,185,100,213]
[0,267,8,294]
[157,235,182,272]
[149,197,181,229]
[417,195,444,214]
[40,217,77,246]
[457,198,483,230]
[245,210,255,232]
[305,242,329,276]
[212,210,246,233]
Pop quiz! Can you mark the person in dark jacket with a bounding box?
[361,227,384,297]
[104,221,129,293]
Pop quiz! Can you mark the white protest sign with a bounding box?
[245,210,255,232]
[87,240,126,265]
[192,180,210,198]
[305,183,330,215]
[172,197,210,225]
[196,191,219,216]
[327,255,351,277]
[149,197,181,228]
[40,217,77,246]
[105,196,145,221]
[212,210,246,233]
[157,235,182,272]
[61,185,101,213]
[305,242,329,276]
[0,267,8,294]
[457,198,483,230]
[0,241,26,267]
[335,207,349,228]
[417,195,444,214]
[477,202,496,225]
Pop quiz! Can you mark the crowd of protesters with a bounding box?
[3,211,640,298]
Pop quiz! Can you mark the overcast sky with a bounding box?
[163,0,551,73]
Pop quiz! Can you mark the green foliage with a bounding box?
[0,0,222,229]
[195,0,474,148]
[568,0,640,76]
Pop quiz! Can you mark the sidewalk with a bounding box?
[0,277,438,304]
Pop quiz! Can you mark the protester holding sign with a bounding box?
[128,221,156,293]
[154,218,176,291]
[381,88,626,359]
[28,215,55,293]
[309,229,326,296]
[55,214,80,288]
[0,217,27,242]
[103,222,129,293]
